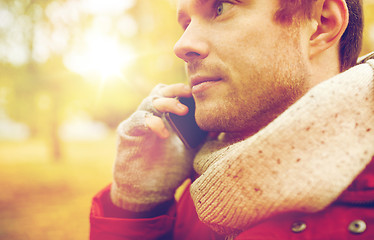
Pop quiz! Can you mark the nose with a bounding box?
[174,22,209,63]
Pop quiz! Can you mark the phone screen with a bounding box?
[165,97,208,149]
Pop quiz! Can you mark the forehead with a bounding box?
[176,0,210,10]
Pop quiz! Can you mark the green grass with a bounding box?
[0,134,116,240]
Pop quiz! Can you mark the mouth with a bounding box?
[190,76,222,95]
[190,76,222,88]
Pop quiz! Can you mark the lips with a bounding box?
[190,75,221,87]
[190,75,222,95]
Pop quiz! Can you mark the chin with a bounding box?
[194,98,236,131]
[195,114,214,131]
[195,113,226,132]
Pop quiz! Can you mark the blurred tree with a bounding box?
[0,0,69,161]
[0,0,186,162]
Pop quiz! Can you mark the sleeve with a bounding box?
[89,184,177,240]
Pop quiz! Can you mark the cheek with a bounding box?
[217,24,283,74]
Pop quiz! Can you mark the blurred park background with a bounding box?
[0,0,374,239]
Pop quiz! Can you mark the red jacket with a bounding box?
[90,157,374,240]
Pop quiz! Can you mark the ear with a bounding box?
[309,0,349,58]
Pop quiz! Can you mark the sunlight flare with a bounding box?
[63,31,136,82]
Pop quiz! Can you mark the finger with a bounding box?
[145,115,170,139]
[160,83,192,98]
[153,98,189,116]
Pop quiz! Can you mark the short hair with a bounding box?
[275,0,363,72]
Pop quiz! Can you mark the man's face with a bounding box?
[174,0,311,134]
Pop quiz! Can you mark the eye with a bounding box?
[215,2,231,17]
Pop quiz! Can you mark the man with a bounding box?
[90,0,374,239]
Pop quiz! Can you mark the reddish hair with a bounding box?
[275,0,363,71]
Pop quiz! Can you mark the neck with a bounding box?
[309,47,341,86]
[225,96,304,142]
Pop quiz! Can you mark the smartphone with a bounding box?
[165,97,208,149]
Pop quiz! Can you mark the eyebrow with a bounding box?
[177,10,187,25]
[195,0,209,5]
[177,0,211,24]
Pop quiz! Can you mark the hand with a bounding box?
[145,83,192,138]
[110,83,196,213]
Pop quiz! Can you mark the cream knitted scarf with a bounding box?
[191,59,374,235]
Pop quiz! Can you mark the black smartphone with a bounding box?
[165,97,208,149]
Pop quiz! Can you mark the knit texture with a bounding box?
[111,85,195,212]
[191,60,374,234]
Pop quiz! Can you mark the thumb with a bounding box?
[145,114,170,139]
